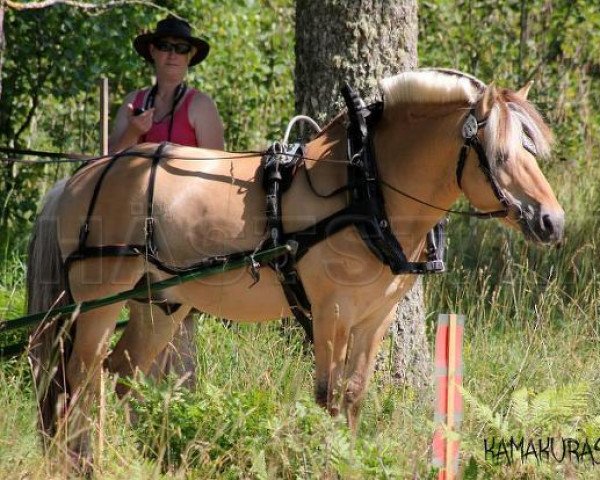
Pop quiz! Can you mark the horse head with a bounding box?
[458,81,565,244]
[377,70,564,246]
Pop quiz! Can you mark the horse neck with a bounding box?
[303,116,349,185]
[374,102,467,256]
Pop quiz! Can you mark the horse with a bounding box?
[26,68,564,468]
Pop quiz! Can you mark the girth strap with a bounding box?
[261,143,314,341]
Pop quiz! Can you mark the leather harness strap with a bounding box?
[145,142,167,256]
[456,110,510,217]
[261,142,314,340]
[341,83,447,274]
[281,84,446,274]
[65,143,169,269]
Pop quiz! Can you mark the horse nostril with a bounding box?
[542,214,555,235]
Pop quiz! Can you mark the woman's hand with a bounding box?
[126,103,155,135]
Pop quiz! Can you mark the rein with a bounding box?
[380,180,509,219]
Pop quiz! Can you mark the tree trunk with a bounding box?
[295,0,431,388]
[296,0,417,119]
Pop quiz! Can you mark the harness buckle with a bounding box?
[248,255,261,287]
[462,113,479,140]
[144,217,154,237]
[425,259,446,273]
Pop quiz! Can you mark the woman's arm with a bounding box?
[189,91,225,150]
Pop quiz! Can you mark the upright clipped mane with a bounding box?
[379,68,483,106]
[379,69,553,164]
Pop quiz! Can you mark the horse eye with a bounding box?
[522,134,537,156]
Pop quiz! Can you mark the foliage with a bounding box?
[419,0,600,169]
[124,321,411,478]
[459,383,600,478]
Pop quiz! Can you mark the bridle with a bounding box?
[455,109,511,219]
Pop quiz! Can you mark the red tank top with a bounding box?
[132,88,199,147]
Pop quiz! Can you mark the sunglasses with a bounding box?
[153,40,193,55]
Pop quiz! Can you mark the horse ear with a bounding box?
[477,83,497,118]
[516,80,534,100]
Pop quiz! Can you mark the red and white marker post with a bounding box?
[432,313,465,480]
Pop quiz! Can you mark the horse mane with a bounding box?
[379,68,483,106]
[485,89,553,163]
[379,68,553,163]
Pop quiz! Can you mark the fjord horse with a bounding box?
[27,69,564,465]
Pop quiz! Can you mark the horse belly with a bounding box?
[170,268,291,322]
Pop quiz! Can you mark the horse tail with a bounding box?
[27,179,73,442]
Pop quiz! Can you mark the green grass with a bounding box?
[0,320,433,479]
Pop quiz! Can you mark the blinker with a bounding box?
[522,133,537,156]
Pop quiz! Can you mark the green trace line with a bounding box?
[0,243,293,334]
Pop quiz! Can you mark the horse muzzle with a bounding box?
[519,204,565,245]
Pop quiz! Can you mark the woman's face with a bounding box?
[149,36,197,79]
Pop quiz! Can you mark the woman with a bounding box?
[109,16,225,386]
[109,15,224,152]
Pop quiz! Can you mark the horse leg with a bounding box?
[107,301,192,396]
[64,258,142,469]
[148,309,198,389]
[340,306,397,432]
[312,302,352,416]
[63,303,123,470]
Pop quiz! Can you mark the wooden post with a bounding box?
[99,77,109,155]
[97,76,108,468]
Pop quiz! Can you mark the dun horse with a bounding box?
[27,69,564,465]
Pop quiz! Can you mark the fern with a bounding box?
[462,387,509,437]
[509,387,530,430]
[461,383,595,477]
[529,383,589,431]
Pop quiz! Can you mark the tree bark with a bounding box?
[295,0,431,388]
[295,0,417,120]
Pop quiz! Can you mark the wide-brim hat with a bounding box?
[133,15,210,67]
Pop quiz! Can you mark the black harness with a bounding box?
[456,111,510,214]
